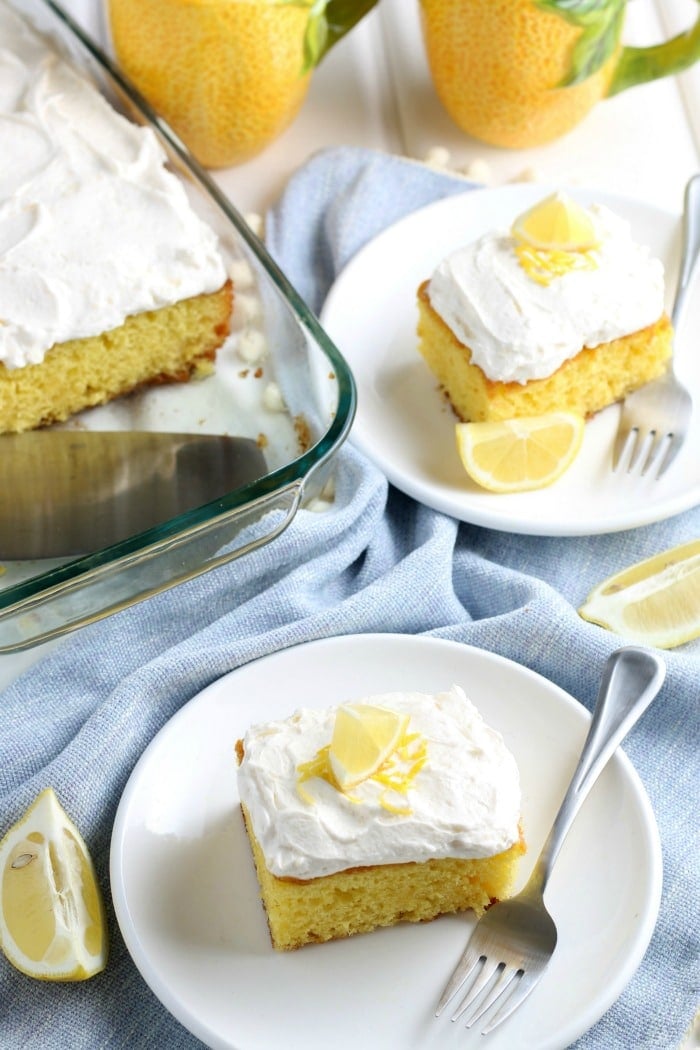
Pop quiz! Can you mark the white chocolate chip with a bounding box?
[228,257,256,290]
[235,293,263,325]
[244,212,264,238]
[423,146,452,170]
[262,381,286,413]
[237,328,268,364]
[462,158,492,183]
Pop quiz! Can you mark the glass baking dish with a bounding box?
[0,0,356,653]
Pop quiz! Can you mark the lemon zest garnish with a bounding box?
[514,242,599,285]
[296,721,427,814]
[296,745,331,779]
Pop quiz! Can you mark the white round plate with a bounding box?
[320,184,700,535]
[111,634,662,1050]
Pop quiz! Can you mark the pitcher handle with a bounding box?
[608,5,700,96]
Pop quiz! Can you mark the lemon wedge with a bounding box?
[512,192,599,252]
[329,704,409,792]
[579,540,700,649]
[455,413,584,493]
[0,788,108,981]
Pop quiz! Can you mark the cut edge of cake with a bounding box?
[235,736,525,952]
[416,280,673,424]
[0,281,233,433]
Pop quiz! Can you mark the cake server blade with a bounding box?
[0,430,268,559]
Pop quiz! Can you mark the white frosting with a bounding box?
[427,203,665,384]
[0,4,227,369]
[237,686,521,880]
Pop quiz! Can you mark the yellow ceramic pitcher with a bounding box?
[419,0,700,148]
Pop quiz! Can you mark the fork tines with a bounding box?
[612,423,680,479]
[436,950,541,1034]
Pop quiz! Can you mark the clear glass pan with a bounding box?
[0,0,356,653]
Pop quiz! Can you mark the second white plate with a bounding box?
[110,633,662,1050]
[320,184,700,535]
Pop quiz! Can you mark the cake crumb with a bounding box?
[294,414,312,452]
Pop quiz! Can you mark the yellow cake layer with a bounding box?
[416,281,673,423]
[241,803,524,952]
[0,281,233,433]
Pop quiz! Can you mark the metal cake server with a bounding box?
[0,430,267,559]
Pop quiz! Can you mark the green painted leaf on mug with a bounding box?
[281,0,380,73]
[535,0,617,23]
[534,0,627,83]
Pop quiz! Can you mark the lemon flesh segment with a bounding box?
[512,192,599,252]
[455,413,584,493]
[0,788,107,981]
[579,540,700,650]
[329,704,409,792]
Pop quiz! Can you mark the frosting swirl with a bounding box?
[0,4,226,369]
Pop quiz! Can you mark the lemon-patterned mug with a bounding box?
[105,0,378,169]
[420,0,700,148]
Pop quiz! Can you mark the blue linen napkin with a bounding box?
[1,145,698,1050]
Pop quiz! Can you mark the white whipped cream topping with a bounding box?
[237,686,521,880]
[0,4,227,369]
[427,203,665,384]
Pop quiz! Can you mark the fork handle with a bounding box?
[672,173,700,328]
[525,647,666,897]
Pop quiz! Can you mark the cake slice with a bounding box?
[235,687,524,951]
[417,192,672,423]
[0,3,233,432]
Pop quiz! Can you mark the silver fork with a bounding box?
[435,645,666,1036]
[612,173,700,478]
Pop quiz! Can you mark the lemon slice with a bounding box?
[579,540,700,649]
[0,788,107,981]
[329,704,409,792]
[455,413,584,493]
[512,192,599,251]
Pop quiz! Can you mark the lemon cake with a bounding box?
[417,193,672,423]
[235,687,524,951]
[0,3,232,433]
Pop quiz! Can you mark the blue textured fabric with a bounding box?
[1,146,698,1049]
